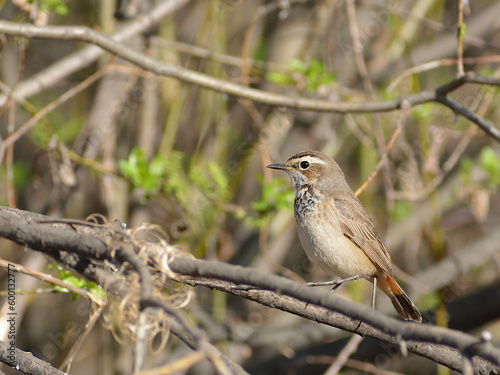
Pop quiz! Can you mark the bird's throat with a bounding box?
[294,184,323,218]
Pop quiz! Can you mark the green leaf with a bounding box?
[266,71,294,86]
[479,147,500,188]
[87,282,107,300]
[458,23,466,40]
[391,201,412,221]
[252,175,294,215]
[267,58,335,92]
[118,148,165,193]
[459,157,473,185]
[30,0,69,15]
[288,58,306,73]
[411,104,432,121]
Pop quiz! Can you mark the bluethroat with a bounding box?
[267,150,422,322]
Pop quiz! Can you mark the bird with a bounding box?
[267,150,422,322]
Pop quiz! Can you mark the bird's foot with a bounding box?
[307,275,359,293]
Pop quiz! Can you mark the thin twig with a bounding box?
[457,0,466,76]
[59,303,105,372]
[0,259,105,305]
[6,98,15,206]
[142,298,235,375]
[392,80,497,201]
[135,351,205,375]
[324,334,364,375]
[437,95,500,142]
[388,56,500,92]
[151,38,283,72]
[292,355,403,375]
[0,0,192,107]
[355,100,410,196]
[346,0,394,210]
[0,66,109,158]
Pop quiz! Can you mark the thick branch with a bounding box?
[0,340,66,375]
[181,278,498,374]
[0,206,499,374]
[167,257,500,369]
[0,208,108,261]
[0,20,415,112]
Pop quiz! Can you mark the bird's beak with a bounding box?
[266,163,290,171]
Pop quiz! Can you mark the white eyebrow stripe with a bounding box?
[305,156,327,165]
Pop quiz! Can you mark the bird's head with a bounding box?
[267,151,347,192]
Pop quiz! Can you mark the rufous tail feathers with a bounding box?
[379,275,422,323]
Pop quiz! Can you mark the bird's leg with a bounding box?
[307,275,360,293]
[371,275,377,310]
[355,276,378,332]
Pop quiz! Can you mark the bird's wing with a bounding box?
[333,193,394,276]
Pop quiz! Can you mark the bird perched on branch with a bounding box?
[267,150,422,322]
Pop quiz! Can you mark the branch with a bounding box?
[0,340,66,375]
[0,0,191,107]
[0,207,247,375]
[0,207,499,374]
[437,96,500,142]
[142,298,245,375]
[0,21,499,141]
[414,228,500,294]
[0,208,109,261]
[167,257,500,370]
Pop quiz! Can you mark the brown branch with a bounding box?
[0,208,109,261]
[0,207,499,374]
[0,340,66,375]
[436,95,500,142]
[178,277,497,374]
[168,257,500,369]
[0,22,499,142]
[0,207,247,375]
[388,56,500,93]
[0,0,192,107]
[456,0,469,77]
[354,100,410,196]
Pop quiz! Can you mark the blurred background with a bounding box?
[1,0,500,374]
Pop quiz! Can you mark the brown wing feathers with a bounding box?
[334,194,393,276]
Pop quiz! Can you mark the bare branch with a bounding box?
[0,207,499,374]
[0,0,191,107]
[436,96,500,142]
[0,21,499,141]
[0,340,66,375]
[168,257,500,369]
[0,207,247,375]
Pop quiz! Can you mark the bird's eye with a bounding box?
[300,161,310,169]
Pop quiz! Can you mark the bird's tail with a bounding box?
[378,274,422,323]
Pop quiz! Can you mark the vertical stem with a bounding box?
[346,0,394,214]
[457,0,465,76]
[6,98,16,207]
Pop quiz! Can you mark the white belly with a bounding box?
[295,210,376,279]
